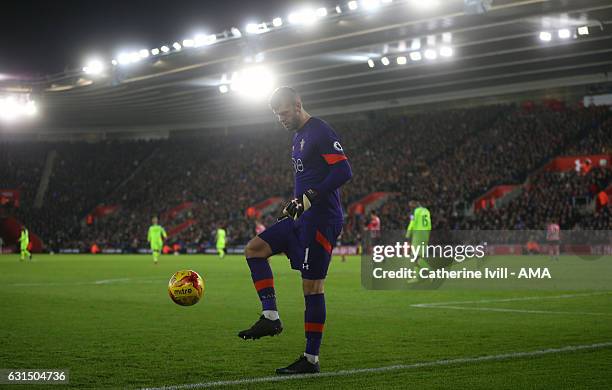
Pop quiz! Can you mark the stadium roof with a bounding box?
[3,0,612,133]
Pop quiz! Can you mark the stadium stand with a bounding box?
[1,101,610,252]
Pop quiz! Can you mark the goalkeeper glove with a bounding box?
[280,189,318,220]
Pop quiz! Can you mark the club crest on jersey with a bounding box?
[333,141,343,151]
[300,139,305,151]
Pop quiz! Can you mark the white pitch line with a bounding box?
[411,292,612,307]
[410,292,612,316]
[8,278,165,287]
[416,305,612,316]
[141,342,612,390]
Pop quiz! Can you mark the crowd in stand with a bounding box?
[1,101,610,251]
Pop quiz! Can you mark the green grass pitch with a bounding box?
[1,254,611,389]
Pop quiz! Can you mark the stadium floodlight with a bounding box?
[117,53,131,65]
[336,5,342,13]
[139,49,149,58]
[246,23,258,34]
[362,0,381,11]
[289,9,317,25]
[442,32,452,43]
[83,59,104,75]
[151,48,160,55]
[439,46,453,57]
[411,38,421,50]
[129,52,141,63]
[173,42,182,51]
[426,35,436,46]
[232,66,276,100]
[367,59,375,68]
[111,59,118,66]
[273,17,283,27]
[160,45,170,53]
[396,56,407,65]
[316,7,328,17]
[539,31,552,42]
[558,28,571,39]
[231,27,242,38]
[219,85,229,94]
[183,39,195,47]
[348,1,358,11]
[195,34,216,46]
[409,51,422,61]
[381,56,390,66]
[424,48,437,59]
[577,26,589,36]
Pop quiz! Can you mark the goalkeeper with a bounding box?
[18,226,32,262]
[405,200,431,272]
[147,217,167,264]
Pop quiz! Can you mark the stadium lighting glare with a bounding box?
[231,27,242,38]
[409,51,422,61]
[577,26,589,35]
[0,96,37,121]
[442,32,452,43]
[539,31,552,42]
[128,52,140,63]
[411,38,421,50]
[160,45,170,53]
[246,23,258,34]
[194,34,216,46]
[117,53,131,65]
[172,42,182,51]
[316,7,328,17]
[396,56,407,65]
[231,66,276,100]
[139,49,149,58]
[382,0,392,3]
[82,59,104,75]
[411,0,439,10]
[381,56,390,66]
[288,9,317,25]
[273,17,283,27]
[439,46,453,57]
[336,5,342,13]
[558,28,571,39]
[111,59,118,66]
[367,59,375,68]
[424,48,437,60]
[348,1,358,11]
[183,39,195,47]
[426,35,436,46]
[219,85,229,94]
[151,48,160,55]
[362,0,381,11]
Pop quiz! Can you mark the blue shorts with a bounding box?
[258,217,343,280]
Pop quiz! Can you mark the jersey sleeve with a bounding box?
[162,227,167,239]
[316,125,348,165]
[312,124,352,195]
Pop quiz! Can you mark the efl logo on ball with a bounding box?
[168,270,205,306]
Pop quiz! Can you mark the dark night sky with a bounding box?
[0,0,337,77]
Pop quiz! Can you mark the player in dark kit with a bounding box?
[238,87,352,375]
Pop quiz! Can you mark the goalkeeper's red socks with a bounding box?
[246,257,278,320]
[304,293,326,363]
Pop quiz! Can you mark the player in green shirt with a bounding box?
[147,217,167,264]
[405,201,431,272]
[18,226,32,262]
[216,226,226,259]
